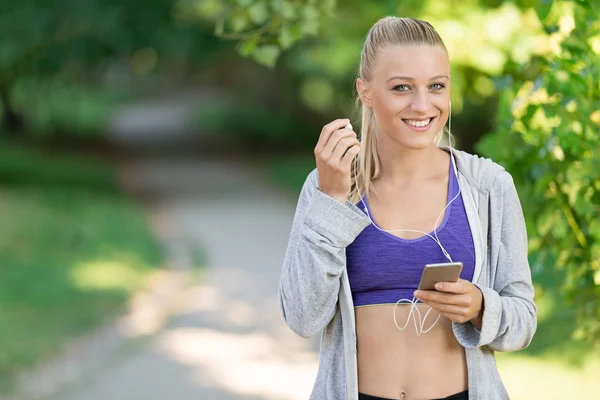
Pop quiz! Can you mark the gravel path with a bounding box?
[50,156,319,400]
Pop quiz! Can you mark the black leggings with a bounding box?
[358,390,468,400]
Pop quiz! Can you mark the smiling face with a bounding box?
[357,45,451,150]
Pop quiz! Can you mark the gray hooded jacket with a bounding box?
[278,148,538,400]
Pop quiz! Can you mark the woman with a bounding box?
[278,16,537,400]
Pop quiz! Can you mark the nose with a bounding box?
[410,90,431,114]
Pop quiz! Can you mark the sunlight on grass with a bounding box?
[533,285,554,321]
[0,145,162,395]
[71,260,146,291]
[498,353,599,399]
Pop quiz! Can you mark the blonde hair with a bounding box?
[350,17,449,203]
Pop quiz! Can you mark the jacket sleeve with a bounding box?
[278,169,370,338]
[453,171,538,351]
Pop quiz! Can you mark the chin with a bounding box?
[397,131,439,150]
[379,122,440,150]
[405,140,437,150]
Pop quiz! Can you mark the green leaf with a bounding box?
[281,2,298,19]
[252,44,280,68]
[247,2,269,25]
[534,174,554,195]
[319,0,337,15]
[270,0,285,13]
[575,0,592,10]
[278,24,294,49]
[289,21,305,41]
[535,0,554,23]
[197,0,226,19]
[214,18,225,37]
[300,12,319,36]
[589,220,600,240]
[239,35,260,57]
[229,13,249,33]
[302,4,320,21]
[562,37,589,55]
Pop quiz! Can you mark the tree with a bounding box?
[207,0,600,344]
[186,0,336,68]
[195,0,548,153]
[478,0,600,344]
[0,0,218,139]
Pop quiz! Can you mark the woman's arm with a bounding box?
[453,171,538,351]
[278,169,370,338]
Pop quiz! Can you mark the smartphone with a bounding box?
[417,262,463,291]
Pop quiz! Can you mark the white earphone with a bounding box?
[350,101,459,336]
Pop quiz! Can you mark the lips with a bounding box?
[402,116,437,131]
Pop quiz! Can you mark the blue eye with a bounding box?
[393,84,410,92]
[430,83,445,90]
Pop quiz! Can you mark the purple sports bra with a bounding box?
[346,158,475,307]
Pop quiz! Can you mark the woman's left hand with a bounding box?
[414,279,484,330]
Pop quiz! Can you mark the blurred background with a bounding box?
[0,0,598,399]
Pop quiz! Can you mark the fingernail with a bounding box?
[414,290,421,297]
[435,283,443,290]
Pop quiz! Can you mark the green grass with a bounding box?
[11,82,130,141]
[0,142,116,189]
[262,155,316,194]
[0,143,162,394]
[263,155,599,400]
[498,353,600,399]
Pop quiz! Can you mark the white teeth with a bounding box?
[404,118,431,127]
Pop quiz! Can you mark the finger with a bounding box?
[414,290,471,307]
[315,119,351,153]
[418,300,472,324]
[322,129,357,160]
[332,136,360,163]
[341,144,361,169]
[419,300,468,317]
[434,279,469,294]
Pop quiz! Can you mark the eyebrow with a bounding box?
[387,75,450,82]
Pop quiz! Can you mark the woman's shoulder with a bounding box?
[450,148,514,195]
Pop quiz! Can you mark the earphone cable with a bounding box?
[350,104,458,336]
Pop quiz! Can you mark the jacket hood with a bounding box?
[443,147,507,195]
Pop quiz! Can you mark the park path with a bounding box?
[53,159,319,400]
[15,91,320,400]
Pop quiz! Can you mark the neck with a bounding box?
[375,140,446,184]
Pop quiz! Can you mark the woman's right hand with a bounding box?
[314,118,361,204]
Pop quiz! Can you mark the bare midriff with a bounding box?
[355,303,467,400]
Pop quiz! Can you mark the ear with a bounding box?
[356,78,373,109]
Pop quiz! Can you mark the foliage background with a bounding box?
[205,0,600,345]
[1,0,598,398]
